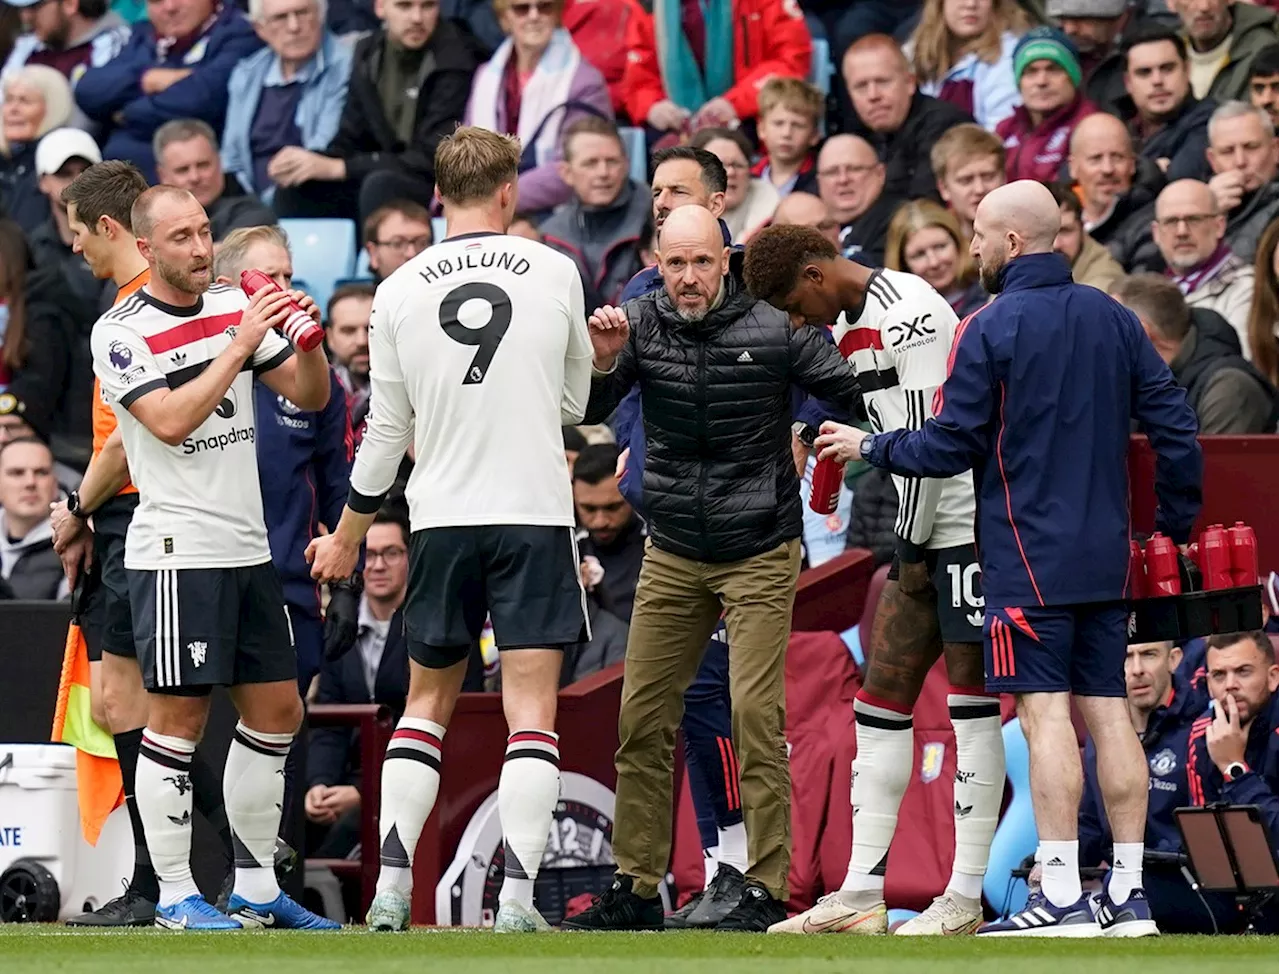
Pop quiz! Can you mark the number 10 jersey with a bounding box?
[350,231,594,530]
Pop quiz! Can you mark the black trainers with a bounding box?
[715,881,788,932]
[685,864,746,928]
[65,883,156,927]
[561,875,664,931]
[664,890,706,929]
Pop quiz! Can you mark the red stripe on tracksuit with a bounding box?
[717,737,741,811]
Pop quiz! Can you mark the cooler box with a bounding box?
[0,744,131,921]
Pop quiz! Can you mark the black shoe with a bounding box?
[561,875,664,931]
[65,884,156,927]
[664,889,706,929]
[685,864,746,928]
[215,838,300,912]
[715,882,787,932]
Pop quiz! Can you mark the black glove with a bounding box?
[323,575,363,661]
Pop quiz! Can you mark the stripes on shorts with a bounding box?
[153,568,181,688]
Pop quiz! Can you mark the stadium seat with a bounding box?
[353,247,371,279]
[984,717,1037,916]
[278,218,357,313]
[619,126,647,184]
[810,38,832,96]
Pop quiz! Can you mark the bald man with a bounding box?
[564,204,861,933]
[815,135,901,264]
[1152,179,1256,342]
[91,185,335,931]
[814,181,1203,937]
[1068,112,1164,269]
[772,191,841,247]
[840,34,972,202]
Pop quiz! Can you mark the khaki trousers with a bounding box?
[611,538,801,900]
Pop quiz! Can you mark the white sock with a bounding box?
[841,695,913,896]
[376,717,445,895]
[225,722,293,904]
[1039,840,1081,908]
[498,730,560,910]
[717,821,748,874]
[703,847,720,889]
[947,693,1005,902]
[136,730,200,908]
[1108,842,1144,903]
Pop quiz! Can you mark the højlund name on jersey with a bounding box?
[418,248,531,284]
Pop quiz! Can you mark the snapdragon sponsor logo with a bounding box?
[182,426,256,455]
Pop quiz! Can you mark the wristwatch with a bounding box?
[66,489,86,520]
[859,433,876,461]
[791,421,819,449]
[1224,761,1249,782]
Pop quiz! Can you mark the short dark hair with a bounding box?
[573,442,620,484]
[78,0,108,16]
[1120,22,1187,68]
[649,145,728,195]
[1047,181,1082,219]
[562,425,588,453]
[689,126,754,164]
[61,160,149,233]
[1251,43,1279,80]
[326,281,376,324]
[742,223,840,307]
[1111,274,1191,341]
[373,499,410,546]
[153,118,218,162]
[561,115,624,161]
[362,199,433,247]
[1206,630,1277,664]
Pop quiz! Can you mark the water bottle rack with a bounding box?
[1128,584,1264,643]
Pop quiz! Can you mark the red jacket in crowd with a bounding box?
[996,93,1098,184]
[564,0,633,116]
[621,0,811,125]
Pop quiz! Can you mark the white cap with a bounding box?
[35,128,102,177]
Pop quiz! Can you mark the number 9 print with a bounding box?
[439,282,513,385]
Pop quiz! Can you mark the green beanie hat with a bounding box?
[1013,26,1083,90]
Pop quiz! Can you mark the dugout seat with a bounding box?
[618,127,648,184]
[278,218,357,313]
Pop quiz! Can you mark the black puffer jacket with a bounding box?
[584,277,862,563]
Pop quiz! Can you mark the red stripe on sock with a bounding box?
[855,688,913,715]
[508,731,558,748]
[393,728,442,748]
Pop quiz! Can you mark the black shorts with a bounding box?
[888,544,983,643]
[127,561,296,694]
[80,493,139,662]
[404,525,589,669]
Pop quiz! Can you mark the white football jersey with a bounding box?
[350,232,594,529]
[91,283,291,570]
[833,268,976,549]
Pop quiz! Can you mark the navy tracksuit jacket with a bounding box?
[864,253,1202,609]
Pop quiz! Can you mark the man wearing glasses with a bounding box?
[271,0,479,223]
[814,133,901,265]
[362,199,433,283]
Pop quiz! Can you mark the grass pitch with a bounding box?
[0,926,1276,974]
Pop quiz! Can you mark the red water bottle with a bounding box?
[809,457,844,515]
[1227,521,1258,587]
[240,269,324,352]
[1145,533,1182,596]
[1129,540,1147,599]
[1198,523,1233,590]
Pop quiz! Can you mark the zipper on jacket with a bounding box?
[697,339,710,559]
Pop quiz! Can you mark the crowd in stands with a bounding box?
[0,0,1269,926]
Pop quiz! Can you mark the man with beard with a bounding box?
[90,184,335,930]
[323,283,374,426]
[812,180,1202,937]
[0,0,128,92]
[564,204,861,933]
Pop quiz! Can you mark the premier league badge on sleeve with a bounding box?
[109,341,133,371]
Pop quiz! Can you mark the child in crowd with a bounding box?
[751,77,824,198]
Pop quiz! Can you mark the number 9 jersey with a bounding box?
[349,231,594,529]
[832,268,977,553]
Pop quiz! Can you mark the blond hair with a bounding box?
[930,123,1006,182]
[435,126,522,207]
[757,76,824,125]
[214,224,290,281]
[908,0,1029,84]
[885,199,976,288]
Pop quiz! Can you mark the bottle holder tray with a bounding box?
[1128,585,1264,643]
